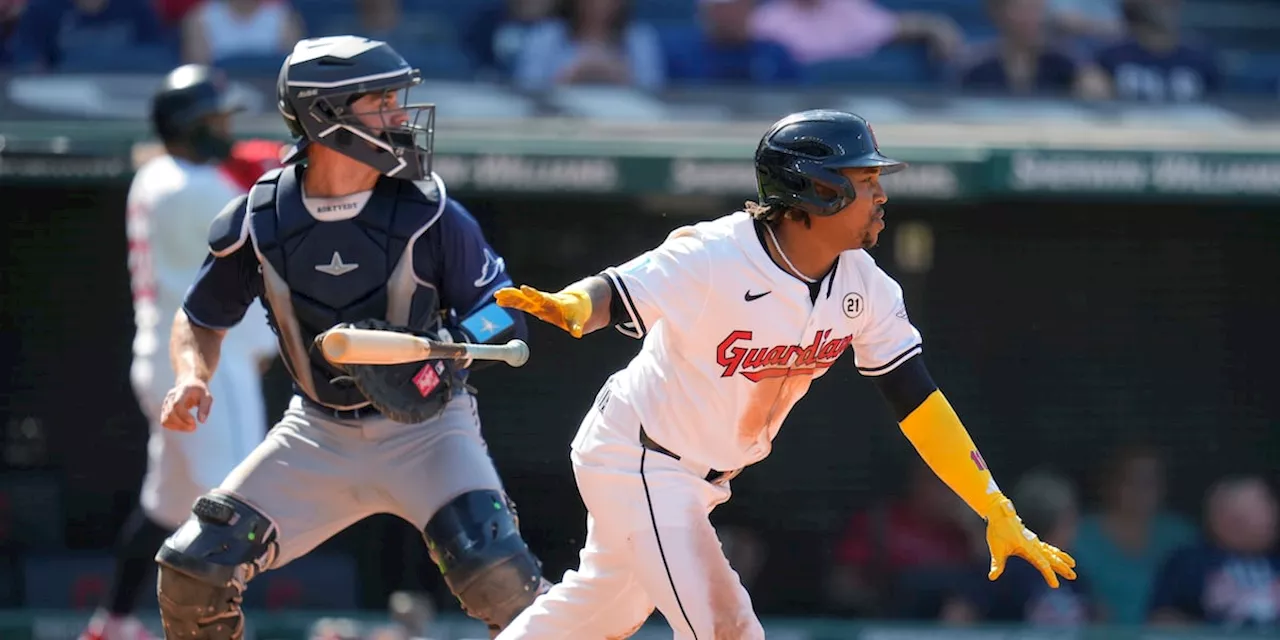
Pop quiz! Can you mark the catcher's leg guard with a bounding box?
[154,493,277,640]
[424,490,551,635]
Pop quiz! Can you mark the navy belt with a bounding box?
[639,426,742,485]
[302,397,382,421]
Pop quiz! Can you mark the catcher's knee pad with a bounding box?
[424,490,549,631]
[155,493,278,640]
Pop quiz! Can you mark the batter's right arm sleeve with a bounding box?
[599,226,711,339]
[182,196,263,329]
[849,261,923,377]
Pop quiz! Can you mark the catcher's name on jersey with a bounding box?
[599,211,922,472]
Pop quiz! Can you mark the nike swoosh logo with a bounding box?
[744,290,771,302]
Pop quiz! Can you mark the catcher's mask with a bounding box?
[278,36,436,181]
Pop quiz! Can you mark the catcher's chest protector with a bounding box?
[246,165,445,409]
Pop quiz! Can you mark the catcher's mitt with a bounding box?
[317,319,457,424]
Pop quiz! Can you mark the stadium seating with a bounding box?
[802,43,941,87]
[30,0,1273,99]
[58,44,181,74]
[214,53,289,76]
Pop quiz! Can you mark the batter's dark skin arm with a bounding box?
[170,309,226,384]
[565,275,615,335]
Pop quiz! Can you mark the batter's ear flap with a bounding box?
[208,194,250,257]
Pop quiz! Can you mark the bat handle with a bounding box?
[503,339,530,367]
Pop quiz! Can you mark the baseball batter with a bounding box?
[494,110,1077,639]
[82,65,278,640]
[152,36,549,639]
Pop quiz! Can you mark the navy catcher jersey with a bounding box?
[183,166,525,409]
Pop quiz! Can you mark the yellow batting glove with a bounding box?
[984,497,1077,588]
[494,285,592,338]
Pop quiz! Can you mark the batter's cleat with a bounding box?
[78,611,159,640]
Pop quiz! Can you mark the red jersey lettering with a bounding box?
[717,330,854,382]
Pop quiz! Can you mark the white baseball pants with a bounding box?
[497,387,765,640]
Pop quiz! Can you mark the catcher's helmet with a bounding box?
[754,110,906,218]
[151,64,242,162]
[277,36,435,181]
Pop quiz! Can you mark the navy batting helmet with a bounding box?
[151,64,242,162]
[754,110,906,218]
[276,36,435,181]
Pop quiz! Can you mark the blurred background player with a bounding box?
[80,64,279,640]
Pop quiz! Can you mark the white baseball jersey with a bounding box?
[127,155,277,370]
[127,154,277,527]
[599,211,922,472]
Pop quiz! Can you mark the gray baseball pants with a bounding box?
[218,391,505,570]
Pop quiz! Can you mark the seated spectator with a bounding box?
[356,0,400,39]
[1149,475,1280,629]
[748,0,964,66]
[465,0,557,78]
[1072,444,1195,626]
[826,461,983,617]
[940,470,1098,626]
[958,0,1109,98]
[0,0,26,65]
[11,0,163,71]
[513,0,665,93]
[180,0,303,65]
[154,0,200,28]
[351,0,428,55]
[1048,0,1123,42]
[1094,0,1219,102]
[664,0,799,85]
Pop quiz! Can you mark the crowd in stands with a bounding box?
[817,444,1280,629]
[0,0,1275,102]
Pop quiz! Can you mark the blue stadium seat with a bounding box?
[215,53,289,76]
[1222,50,1280,97]
[302,8,360,37]
[402,0,496,26]
[632,0,696,22]
[883,0,987,22]
[396,44,477,80]
[802,43,939,87]
[57,44,180,74]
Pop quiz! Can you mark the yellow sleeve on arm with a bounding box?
[898,390,1004,518]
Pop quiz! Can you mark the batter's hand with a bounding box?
[160,377,213,432]
[495,285,591,338]
[984,497,1076,588]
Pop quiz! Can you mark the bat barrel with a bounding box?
[320,331,353,361]
[319,328,433,365]
[318,328,529,367]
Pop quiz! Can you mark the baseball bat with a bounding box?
[319,328,530,368]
